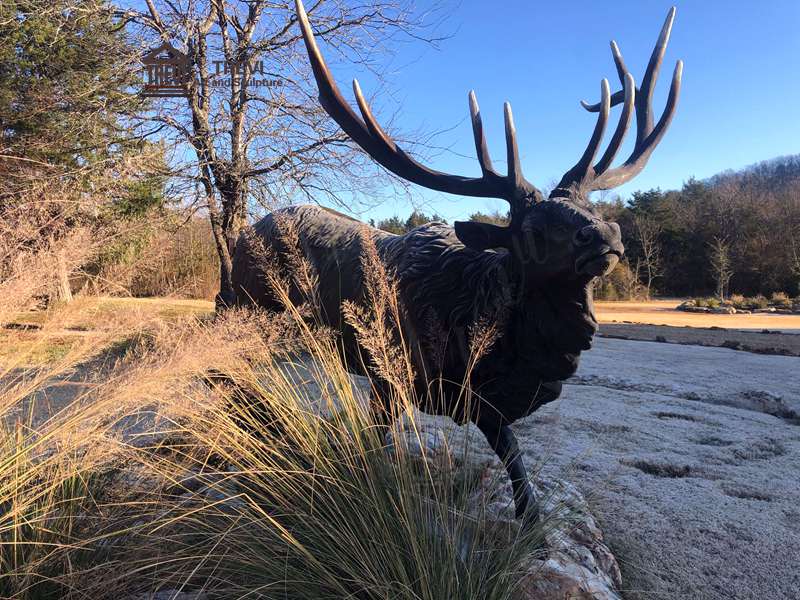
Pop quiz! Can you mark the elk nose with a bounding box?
[605,222,625,255]
[573,225,595,246]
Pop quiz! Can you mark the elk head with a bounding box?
[296,1,682,286]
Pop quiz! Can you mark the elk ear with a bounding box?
[454,221,512,250]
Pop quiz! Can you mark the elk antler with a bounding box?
[295,0,542,222]
[551,7,683,198]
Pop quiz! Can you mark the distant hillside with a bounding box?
[594,154,800,299]
[706,154,800,192]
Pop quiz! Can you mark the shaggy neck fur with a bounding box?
[380,223,597,382]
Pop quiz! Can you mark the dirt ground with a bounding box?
[0,297,214,427]
[596,300,800,331]
[596,300,800,356]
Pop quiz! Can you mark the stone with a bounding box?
[387,426,451,461]
[679,305,710,313]
[516,554,622,600]
[711,306,736,314]
[470,465,622,600]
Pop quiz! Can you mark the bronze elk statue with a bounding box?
[228,0,682,521]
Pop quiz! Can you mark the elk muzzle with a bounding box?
[574,223,624,276]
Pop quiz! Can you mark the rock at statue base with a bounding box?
[390,422,624,600]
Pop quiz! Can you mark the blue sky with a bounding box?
[330,0,800,223]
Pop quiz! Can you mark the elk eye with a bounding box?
[573,227,594,246]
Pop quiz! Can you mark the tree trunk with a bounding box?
[54,250,73,304]
[211,183,247,309]
[209,208,235,309]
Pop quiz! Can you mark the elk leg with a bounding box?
[477,420,538,521]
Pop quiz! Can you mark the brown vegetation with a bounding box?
[0,271,565,599]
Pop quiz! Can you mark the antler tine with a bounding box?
[295,0,540,208]
[504,102,524,189]
[296,0,372,149]
[581,6,675,125]
[593,72,635,175]
[610,40,628,87]
[581,41,627,113]
[578,80,610,175]
[552,80,610,196]
[593,59,682,190]
[469,91,498,177]
[637,6,676,143]
[352,79,398,152]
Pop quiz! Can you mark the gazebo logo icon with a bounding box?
[142,43,191,98]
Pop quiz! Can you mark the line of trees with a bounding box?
[2,0,436,305]
[1,0,231,304]
[1,0,170,309]
[595,156,800,300]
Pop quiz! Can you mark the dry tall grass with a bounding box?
[0,188,101,327]
[0,231,564,599]
[92,216,219,300]
[1,166,219,310]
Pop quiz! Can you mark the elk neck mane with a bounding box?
[379,222,597,381]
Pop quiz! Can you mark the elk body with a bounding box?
[229,0,683,521]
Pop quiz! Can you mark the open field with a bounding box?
[596,300,800,332]
[596,300,800,357]
[1,297,213,368]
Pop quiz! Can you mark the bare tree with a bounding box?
[632,214,662,299]
[118,0,436,304]
[621,259,642,300]
[709,236,733,301]
[790,230,800,297]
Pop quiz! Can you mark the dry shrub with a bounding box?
[92,215,219,300]
[271,211,320,309]
[2,147,217,306]
[0,228,95,326]
[81,310,553,599]
[595,259,643,301]
[0,177,108,326]
[342,226,415,396]
[770,291,792,307]
[729,293,746,307]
